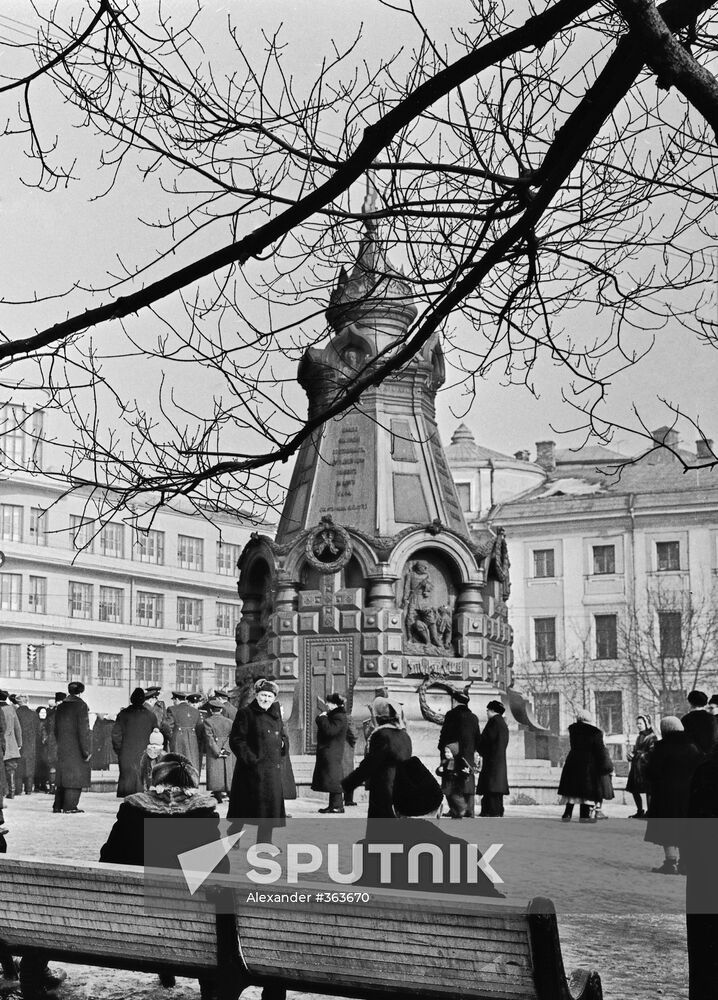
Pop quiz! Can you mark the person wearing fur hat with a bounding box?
[228,679,287,828]
[312,693,349,814]
[437,688,481,818]
[683,735,718,998]
[626,715,657,818]
[557,708,611,822]
[342,697,412,818]
[53,682,91,814]
[477,700,510,817]
[100,752,221,997]
[645,716,703,874]
[111,688,157,797]
[204,701,235,803]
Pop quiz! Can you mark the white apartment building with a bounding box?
[447,425,718,758]
[0,461,261,715]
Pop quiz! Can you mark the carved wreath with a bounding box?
[304,515,352,574]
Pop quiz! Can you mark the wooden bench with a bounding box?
[0,856,603,1000]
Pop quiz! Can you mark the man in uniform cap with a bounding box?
[213,689,237,722]
[143,688,170,745]
[165,693,204,773]
[53,682,92,813]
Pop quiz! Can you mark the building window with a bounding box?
[534,691,560,733]
[0,574,22,612]
[177,597,203,632]
[216,602,241,636]
[592,545,616,575]
[455,483,472,513]
[595,690,623,735]
[659,611,683,657]
[217,542,242,576]
[99,523,125,559]
[68,582,93,619]
[178,535,204,571]
[0,504,23,542]
[0,644,21,678]
[533,549,555,579]
[97,652,123,687]
[28,576,47,614]
[1,404,26,466]
[136,591,164,628]
[67,648,92,684]
[176,659,202,689]
[595,614,618,660]
[534,617,557,661]
[133,529,165,565]
[136,656,163,687]
[29,507,48,546]
[656,541,681,572]
[69,515,95,553]
[214,663,235,690]
[99,586,124,624]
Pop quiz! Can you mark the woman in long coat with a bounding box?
[625,714,657,818]
[204,701,235,801]
[558,708,610,821]
[645,716,703,874]
[112,689,157,797]
[342,697,412,818]
[311,693,349,813]
[228,680,287,827]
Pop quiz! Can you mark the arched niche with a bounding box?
[239,556,274,627]
[342,555,366,592]
[396,546,461,608]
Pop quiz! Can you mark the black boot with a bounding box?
[6,772,15,800]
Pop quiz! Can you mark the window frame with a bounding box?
[533,616,557,661]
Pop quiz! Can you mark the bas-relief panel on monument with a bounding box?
[398,550,457,657]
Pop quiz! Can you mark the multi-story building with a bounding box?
[447,424,718,759]
[0,457,262,714]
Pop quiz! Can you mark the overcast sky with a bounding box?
[1,0,715,482]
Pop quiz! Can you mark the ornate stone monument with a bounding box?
[235,194,514,762]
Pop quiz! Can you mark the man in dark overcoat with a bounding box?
[311,693,349,813]
[15,695,39,795]
[53,682,92,814]
[204,701,235,801]
[342,697,412,818]
[438,688,481,818]
[682,690,718,755]
[165,692,204,772]
[111,688,157,797]
[477,700,509,817]
[228,679,287,831]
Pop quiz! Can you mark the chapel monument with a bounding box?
[235,189,515,761]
